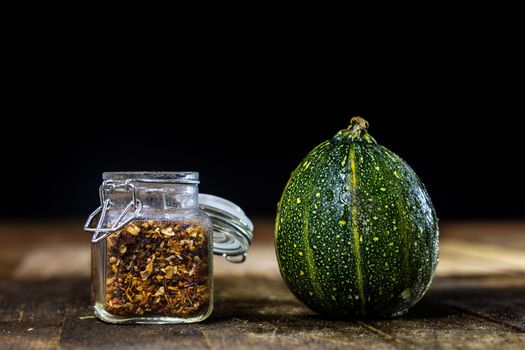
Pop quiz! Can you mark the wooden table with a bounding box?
[0,221,524,349]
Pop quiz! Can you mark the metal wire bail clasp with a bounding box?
[84,180,142,243]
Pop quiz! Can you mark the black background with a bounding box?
[2,39,523,220]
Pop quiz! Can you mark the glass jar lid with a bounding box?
[199,194,253,263]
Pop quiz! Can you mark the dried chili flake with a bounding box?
[105,220,210,317]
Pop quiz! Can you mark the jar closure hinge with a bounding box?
[83,180,142,243]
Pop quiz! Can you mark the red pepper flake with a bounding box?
[105,220,210,317]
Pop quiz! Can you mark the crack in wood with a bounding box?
[440,301,525,333]
[55,311,67,349]
[356,321,411,348]
[200,329,216,350]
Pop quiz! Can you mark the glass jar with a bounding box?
[84,172,252,324]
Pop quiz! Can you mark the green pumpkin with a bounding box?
[275,117,438,318]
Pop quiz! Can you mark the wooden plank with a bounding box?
[57,276,397,350]
[0,279,69,350]
[203,276,400,350]
[431,276,525,332]
[7,240,525,283]
[1,221,525,349]
[2,221,525,280]
[2,275,523,350]
[365,301,525,349]
[440,241,525,274]
[439,222,525,249]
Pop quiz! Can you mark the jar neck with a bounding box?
[106,182,199,210]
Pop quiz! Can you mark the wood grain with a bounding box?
[0,220,524,349]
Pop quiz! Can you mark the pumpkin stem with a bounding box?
[348,116,369,132]
[336,116,376,143]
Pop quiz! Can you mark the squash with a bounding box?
[275,117,438,318]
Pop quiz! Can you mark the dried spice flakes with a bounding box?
[105,220,210,318]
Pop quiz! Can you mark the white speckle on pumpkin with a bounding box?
[338,220,346,226]
[316,192,320,198]
[401,288,411,299]
[373,236,379,241]
[296,198,301,204]
[380,187,386,191]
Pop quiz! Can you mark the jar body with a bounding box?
[91,176,213,324]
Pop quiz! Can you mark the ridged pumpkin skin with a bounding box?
[275,118,438,318]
